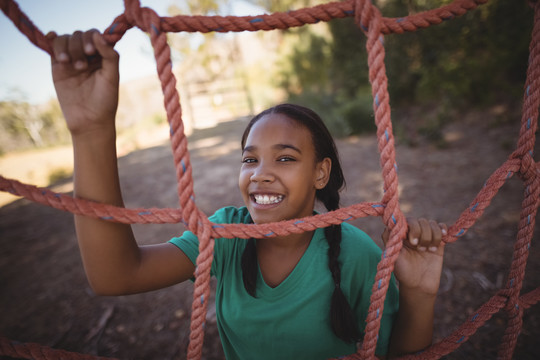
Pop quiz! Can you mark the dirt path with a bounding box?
[1,115,539,359]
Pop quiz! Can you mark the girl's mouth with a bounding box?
[252,194,283,205]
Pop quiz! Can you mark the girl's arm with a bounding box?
[51,30,195,295]
[382,218,446,357]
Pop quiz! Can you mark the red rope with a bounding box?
[0,0,538,359]
[352,1,406,358]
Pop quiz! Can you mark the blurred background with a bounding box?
[0,0,532,201]
[1,0,538,359]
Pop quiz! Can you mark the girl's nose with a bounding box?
[250,163,275,183]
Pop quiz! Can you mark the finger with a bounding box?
[91,32,119,84]
[418,218,432,250]
[92,31,118,63]
[435,223,449,252]
[82,29,104,71]
[82,29,100,55]
[427,220,442,252]
[51,34,70,63]
[46,32,58,63]
[45,31,57,41]
[68,31,87,70]
[406,217,421,247]
[440,223,448,237]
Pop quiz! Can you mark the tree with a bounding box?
[0,98,68,154]
[265,0,533,136]
[384,0,533,108]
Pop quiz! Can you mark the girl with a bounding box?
[50,30,446,359]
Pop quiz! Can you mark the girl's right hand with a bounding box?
[49,29,119,136]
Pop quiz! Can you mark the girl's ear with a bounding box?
[315,157,332,189]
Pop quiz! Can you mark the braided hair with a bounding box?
[240,103,360,343]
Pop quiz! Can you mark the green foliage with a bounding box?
[277,28,332,96]
[277,17,374,137]
[383,0,532,107]
[152,113,167,125]
[336,91,376,135]
[47,167,71,185]
[270,0,532,140]
[0,98,69,154]
[327,18,368,98]
[168,0,221,15]
[417,110,450,149]
[248,0,320,13]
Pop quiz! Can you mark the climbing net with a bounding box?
[0,0,538,359]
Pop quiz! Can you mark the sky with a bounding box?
[0,0,262,104]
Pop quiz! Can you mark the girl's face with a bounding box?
[239,113,330,225]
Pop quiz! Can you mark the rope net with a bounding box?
[0,0,538,359]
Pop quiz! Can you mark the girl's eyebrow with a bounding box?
[275,144,302,153]
[242,144,302,154]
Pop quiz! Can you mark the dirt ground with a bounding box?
[1,112,539,359]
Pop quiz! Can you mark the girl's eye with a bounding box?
[242,157,256,164]
[278,156,295,162]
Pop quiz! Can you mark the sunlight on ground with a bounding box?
[0,124,173,207]
[0,146,74,207]
[190,135,240,160]
[0,119,243,207]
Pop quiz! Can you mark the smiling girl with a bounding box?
[50,30,446,359]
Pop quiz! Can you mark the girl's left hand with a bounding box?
[382,218,447,296]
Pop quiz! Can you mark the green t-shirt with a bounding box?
[169,207,399,359]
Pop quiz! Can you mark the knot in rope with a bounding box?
[354,0,382,34]
[123,0,162,37]
[503,294,524,315]
[518,152,539,183]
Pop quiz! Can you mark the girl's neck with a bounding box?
[255,230,314,288]
[257,230,314,253]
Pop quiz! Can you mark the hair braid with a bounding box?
[241,238,258,297]
[322,187,360,344]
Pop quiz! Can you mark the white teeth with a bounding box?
[254,194,283,205]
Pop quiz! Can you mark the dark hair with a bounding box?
[240,103,360,343]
